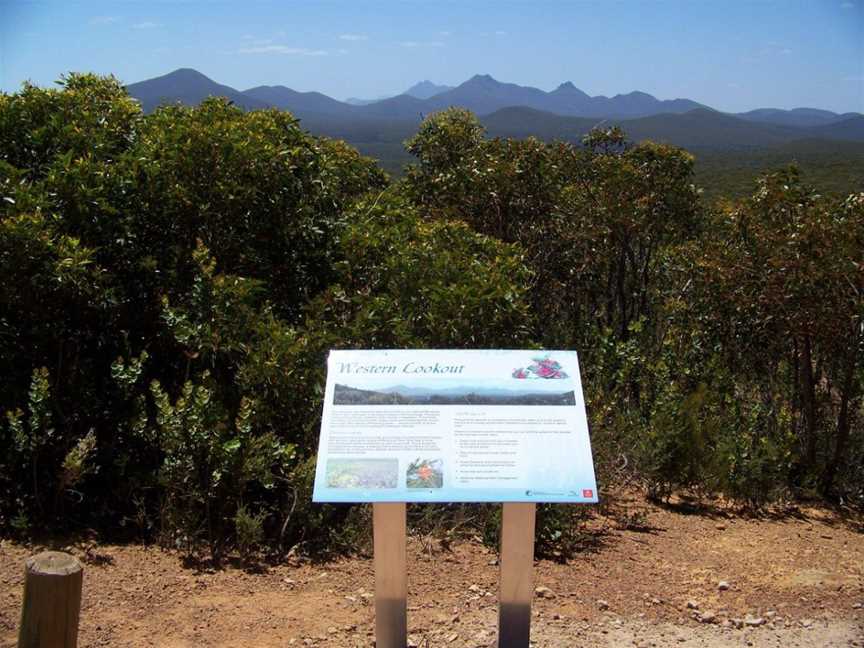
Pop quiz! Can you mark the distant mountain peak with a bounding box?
[552,81,590,99]
[126,67,271,113]
[404,80,454,100]
[617,90,656,100]
[162,68,214,83]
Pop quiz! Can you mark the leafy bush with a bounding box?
[0,75,384,555]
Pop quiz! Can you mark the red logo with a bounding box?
[582,489,594,498]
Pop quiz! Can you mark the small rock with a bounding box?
[407,635,419,648]
[744,615,765,627]
[765,610,776,619]
[468,584,481,593]
[651,597,661,605]
[686,600,700,610]
[597,599,610,610]
[801,618,814,628]
[698,611,717,624]
[716,523,726,530]
[852,602,862,609]
[446,633,459,643]
[717,581,730,591]
[488,558,498,566]
[535,586,556,599]
[731,618,744,629]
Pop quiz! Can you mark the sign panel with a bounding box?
[312,350,598,503]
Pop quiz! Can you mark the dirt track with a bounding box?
[1,494,862,647]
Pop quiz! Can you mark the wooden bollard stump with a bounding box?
[18,551,83,648]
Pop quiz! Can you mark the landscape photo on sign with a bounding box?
[325,458,399,489]
[333,378,577,406]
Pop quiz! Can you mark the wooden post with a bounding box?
[498,503,536,648]
[18,551,83,648]
[373,502,407,648]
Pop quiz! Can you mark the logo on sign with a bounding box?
[512,355,569,380]
[582,489,594,498]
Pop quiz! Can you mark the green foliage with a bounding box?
[0,74,141,178]
[234,505,268,559]
[307,192,534,349]
[0,74,383,555]
[2,76,863,560]
[694,141,864,204]
[59,430,98,491]
[151,377,293,557]
[689,169,863,497]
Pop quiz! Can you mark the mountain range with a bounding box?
[373,384,566,398]
[346,80,454,105]
[124,68,864,152]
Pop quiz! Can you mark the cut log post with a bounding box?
[18,551,83,648]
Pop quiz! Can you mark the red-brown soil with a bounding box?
[1,493,862,647]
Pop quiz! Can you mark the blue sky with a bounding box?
[1,0,862,113]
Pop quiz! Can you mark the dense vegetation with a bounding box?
[1,76,862,560]
[694,140,864,203]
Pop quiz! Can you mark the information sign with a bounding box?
[312,349,597,503]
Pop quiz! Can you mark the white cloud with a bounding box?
[339,34,367,41]
[439,31,452,37]
[133,22,160,30]
[399,40,445,48]
[90,16,120,25]
[238,45,329,56]
[495,30,507,36]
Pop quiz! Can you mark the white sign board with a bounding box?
[312,350,598,503]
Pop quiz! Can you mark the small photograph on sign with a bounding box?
[406,458,444,488]
[333,381,576,406]
[325,458,398,489]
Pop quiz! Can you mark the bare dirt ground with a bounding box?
[1,493,862,647]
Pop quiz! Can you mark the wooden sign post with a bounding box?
[498,503,537,647]
[313,350,598,648]
[373,502,408,648]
